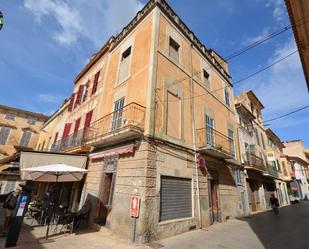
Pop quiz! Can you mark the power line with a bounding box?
[157,14,309,92]
[263,105,309,124]
[162,50,298,102]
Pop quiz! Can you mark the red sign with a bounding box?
[130,196,140,218]
[198,155,206,168]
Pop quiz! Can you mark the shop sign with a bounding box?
[266,151,276,161]
[130,195,140,218]
[104,155,118,172]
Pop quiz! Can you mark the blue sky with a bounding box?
[0,0,308,146]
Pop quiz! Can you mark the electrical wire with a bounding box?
[263,105,309,125]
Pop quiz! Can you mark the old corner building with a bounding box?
[26,0,246,243]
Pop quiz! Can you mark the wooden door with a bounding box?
[210,180,219,223]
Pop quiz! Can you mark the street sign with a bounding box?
[266,151,276,161]
[198,155,206,168]
[130,195,140,218]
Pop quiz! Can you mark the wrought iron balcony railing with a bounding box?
[196,126,235,157]
[243,152,266,171]
[50,128,87,152]
[84,102,145,143]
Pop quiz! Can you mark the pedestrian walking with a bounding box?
[2,188,21,233]
[269,193,280,215]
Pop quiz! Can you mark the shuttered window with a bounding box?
[92,72,100,95]
[82,81,89,102]
[84,110,93,129]
[20,130,32,147]
[75,85,83,106]
[160,176,192,221]
[0,126,11,145]
[62,123,72,139]
[74,118,81,133]
[68,93,75,112]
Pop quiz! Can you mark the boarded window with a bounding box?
[0,126,11,145]
[118,47,131,82]
[20,130,32,147]
[167,91,180,139]
[203,69,210,90]
[92,72,100,95]
[160,176,192,221]
[169,37,180,62]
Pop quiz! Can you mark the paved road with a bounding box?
[158,202,309,249]
[1,202,309,248]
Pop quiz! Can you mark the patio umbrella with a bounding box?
[21,164,88,240]
[21,164,88,182]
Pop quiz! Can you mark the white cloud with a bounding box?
[36,93,63,104]
[237,37,309,124]
[242,28,271,45]
[24,0,143,47]
[265,0,286,22]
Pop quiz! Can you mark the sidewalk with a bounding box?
[0,218,149,249]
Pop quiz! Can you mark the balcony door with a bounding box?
[112,98,125,131]
[205,115,214,146]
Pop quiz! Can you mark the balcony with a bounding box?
[196,127,235,159]
[84,102,145,147]
[243,152,266,172]
[50,128,90,153]
[263,164,279,178]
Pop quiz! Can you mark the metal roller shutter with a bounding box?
[160,176,192,221]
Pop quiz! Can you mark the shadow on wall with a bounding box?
[237,203,309,249]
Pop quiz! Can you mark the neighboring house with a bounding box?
[0,104,48,194]
[283,140,309,200]
[265,129,290,206]
[34,0,242,243]
[235,91,290,215]
[285,0,309,92]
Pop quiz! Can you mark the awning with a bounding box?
[20,151,87,180]
[89,144,135,159]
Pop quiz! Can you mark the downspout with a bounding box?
[189,43,202,229]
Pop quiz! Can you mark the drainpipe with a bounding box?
[189,43,202,229]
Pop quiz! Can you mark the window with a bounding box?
[92,72,100,95]
[81,82,89,102]
[276,160,281,171]
[0,126,11,145]
[53,132,59,144]
[224,88,230,107]
[228,128,235,156]
[27,117,37,125]
[255,129,260,146]
[203,69,210,90]
[5,113,15,121]
[41,140,46,151]
[112,98,125,131]
[235,169,243,184]
[74,118,81,134]
[260,133,265,149]
[68,93,76,112]
[75,85,84,107]
[160,176,192,221]
[169,37,180,62]
[84,110,93,132]
[20,130,32,147]
[62,123,72,140]
[167,91,181,139]
[3,181,16,194]
[118,47,131,82]
[206,115,214,146]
